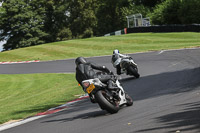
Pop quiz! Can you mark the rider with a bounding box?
[75,57,118,91]
[111,49,129,75]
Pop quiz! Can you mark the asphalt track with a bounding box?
[0,48,200,133]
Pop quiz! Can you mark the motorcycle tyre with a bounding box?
[128,66,140,78]
[125,93,133,106]
[95,90,120,114]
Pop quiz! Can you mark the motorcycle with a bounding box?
[112,55,140,78]
[81,73,133,114]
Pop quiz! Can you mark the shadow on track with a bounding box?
[121,67,200,101]
[121,67,200,132]
[136,101,200,133]
[42,110,107,123]
[41,100,109,123]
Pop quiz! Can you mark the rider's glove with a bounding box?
[109,71,114,75]
[103,66,113,74]
[104,67,111,74]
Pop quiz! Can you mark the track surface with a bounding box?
[1,48,200,133]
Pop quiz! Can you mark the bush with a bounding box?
[150,0,200,25]
[56,28,72,41]
[83,28,93,38]
[179,0,200,24]
[150,0,181,25]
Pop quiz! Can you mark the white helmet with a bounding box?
[113,49,119,54]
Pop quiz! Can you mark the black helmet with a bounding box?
[75,57,87,65]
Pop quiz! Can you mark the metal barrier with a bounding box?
[104,24,200,36]
[127,24,200,33]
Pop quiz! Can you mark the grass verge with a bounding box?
[0,73,83,124]
[0,32,200,62]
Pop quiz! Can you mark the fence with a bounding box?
[127,24,200,33]
[104,24,200,36]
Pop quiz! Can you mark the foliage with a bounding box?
[150,0,181,25]
[121,4,150,20]
[67,0,98,38]
[0,0,200,51]
[0,0,48,50]
[178,0,200,24]
[96,0,131,35]
[56,27,72,41]
[41,0,70,42]
[150,0,200,25]
[133,0,164,8]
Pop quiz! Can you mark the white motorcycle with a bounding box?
[82,73,133,114]
[112,55,140,78]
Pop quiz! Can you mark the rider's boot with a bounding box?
[107,80,119,90]
[107,80,121,100]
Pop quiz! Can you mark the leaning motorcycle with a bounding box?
[112,55,140,78]
[82,73,133,114]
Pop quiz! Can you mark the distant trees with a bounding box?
[0,0,48,50]
[67,0,98,38]
[96,0,132,35]
[133,0,164,8]
[0,0,100,50]
[0,0,200,51]
[179,0,200,24]
[150,0,200,25]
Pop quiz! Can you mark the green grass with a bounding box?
[0,32,199,62]
[0,73,84,124]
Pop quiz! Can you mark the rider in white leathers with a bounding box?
[111,49,129,75]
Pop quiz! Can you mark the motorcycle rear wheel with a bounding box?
[128,66,140,78]
[95,90,120,114]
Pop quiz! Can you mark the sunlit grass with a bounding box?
[0,32,199,62]
[0,73,83,124]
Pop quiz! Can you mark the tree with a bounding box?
[41,0,72,42]
[150,0,200,25]
[67,0,98,38]
[96,0,131,35]
[150,0,181,25]
[121,2,150,19]
[0,0,48,50]
[179,0,200,24]
[133,0,164,8]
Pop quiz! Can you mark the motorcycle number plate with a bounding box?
[86,84,95,94]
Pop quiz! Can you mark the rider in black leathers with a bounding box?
[75,57,117,90]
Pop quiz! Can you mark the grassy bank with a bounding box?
[0,73,83,124]
[0,32,199,62]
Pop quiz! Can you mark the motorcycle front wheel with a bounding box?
[95,90,120,114]
[125,93,133,106]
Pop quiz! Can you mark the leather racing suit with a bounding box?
[75,62,116,90]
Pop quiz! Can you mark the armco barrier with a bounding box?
[104,24,200,36]
[127,24,200,33]
[104,28,127,36]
